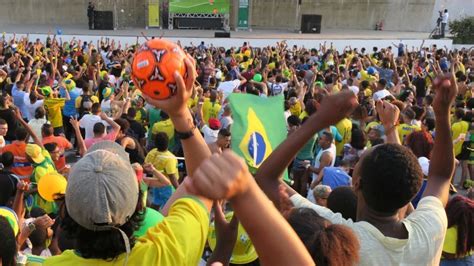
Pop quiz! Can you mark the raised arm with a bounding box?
[70,117,87,156]
[99,112,120,133]
[422,69,457,206]
[375,100,401,144]
[14,108,42,147]
[143,163,172,188]
[255,91,358,205]
[143,55,213,215]
[236,70,247,86]
[186,151,314,265]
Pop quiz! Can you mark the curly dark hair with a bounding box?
[60,192,145,260]
[287,208,360,266]
[327,186,357,221]
[359,144,423,214]
[405,130,433,159]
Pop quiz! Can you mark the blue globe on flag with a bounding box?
[247,132,267,166]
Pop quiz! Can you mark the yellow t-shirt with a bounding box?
[144,149,178,176]
[397,124,421,143]
[452,121,469,156]
[335,118,352,156]
[187,96,198,109]
[299,111,308,121]
[289,102,302,117]
[134,108,148,125]
[365,121,381,132]
[360,70,378,83]
[44,198,209,266]
[74,95,100,109]
[44,98,66,128]
[239,59,253,72]
[202,99,221,124]
[363,88,373,97]
[442,226,474,257]
[268,62,276,70]
[151,119,175,144]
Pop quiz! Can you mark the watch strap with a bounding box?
[175,126,196,140]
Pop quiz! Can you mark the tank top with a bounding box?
[312,144,336,181]
[115,137,144,164]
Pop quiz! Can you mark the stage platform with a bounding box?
[2,25,454,51]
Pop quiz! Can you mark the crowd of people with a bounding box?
[0,32,473,265]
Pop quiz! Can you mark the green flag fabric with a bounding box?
[228,94,288,181]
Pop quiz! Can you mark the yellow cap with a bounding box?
[100,70,108,79]
[0,207,19,236]
[38,172,67,202]
[25,144,45,164]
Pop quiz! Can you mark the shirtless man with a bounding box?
[208,128,231,154]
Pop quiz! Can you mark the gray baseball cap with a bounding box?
[66,141,139,231]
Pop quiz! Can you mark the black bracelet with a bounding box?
[175,126,196,140]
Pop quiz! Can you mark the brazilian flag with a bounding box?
[228,94,288,181]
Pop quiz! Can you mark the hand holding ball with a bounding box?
[131,39,187,100]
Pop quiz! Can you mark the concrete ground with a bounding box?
[2,24,454,52]
[2,24,444,40]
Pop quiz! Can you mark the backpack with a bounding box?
[78,94,93,117]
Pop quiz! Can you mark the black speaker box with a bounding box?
[94,11,114,30]
[301,15,322,34]
[214,31,231,38]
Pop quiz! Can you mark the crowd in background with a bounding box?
[0,32,473,265]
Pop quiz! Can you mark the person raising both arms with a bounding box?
[255,65,458,264]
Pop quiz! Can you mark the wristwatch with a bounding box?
[27,222,36,233]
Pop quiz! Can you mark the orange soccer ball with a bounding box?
[131,39,187,100]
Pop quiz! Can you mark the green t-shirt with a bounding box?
[147,107,162,144]
[296,134,318,160]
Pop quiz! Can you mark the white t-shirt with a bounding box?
[23,94,44,121]
[290,194,447,265]
[284,110,291,126]
[79,114,109,139]
[201,125,219,144]
[267,82,288,96]
[28,118,49,143]
[22,247,52,258]
[219,116,233,130]
[101,99,112,116]
[373,89,392,101]
[442,12,449,23]
[217,80,241,99]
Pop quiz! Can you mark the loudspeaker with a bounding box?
[94,11,114,30]
[301,14,322,34]
[214,31,230,38]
